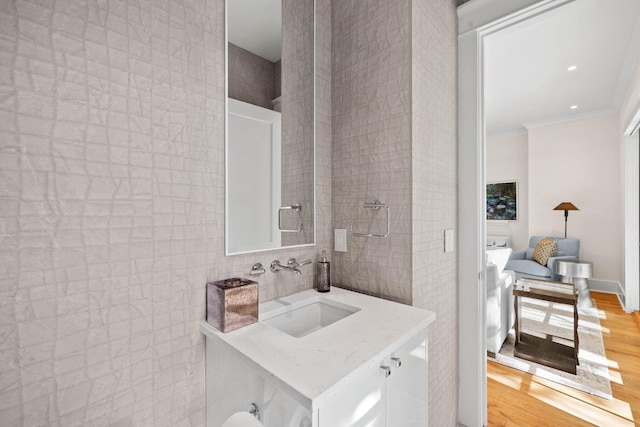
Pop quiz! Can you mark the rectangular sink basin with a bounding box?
[262,299,360,338]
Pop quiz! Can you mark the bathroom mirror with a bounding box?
[225,0,315,255]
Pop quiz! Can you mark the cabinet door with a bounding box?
[318,360,386,427]
[386,330,428,426]
[318,329,428,427]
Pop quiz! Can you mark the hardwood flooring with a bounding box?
[487,292,640,426]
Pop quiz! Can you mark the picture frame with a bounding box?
[486,181,518,221]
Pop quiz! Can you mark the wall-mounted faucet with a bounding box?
[270,258,311,276]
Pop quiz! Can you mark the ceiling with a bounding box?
[485,0,640,136]
[227,0,282,63]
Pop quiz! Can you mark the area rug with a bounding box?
[490,297,612,399]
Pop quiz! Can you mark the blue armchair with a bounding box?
[505,236,580,281]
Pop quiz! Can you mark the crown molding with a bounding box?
[486,128,528,139]
[522,108,616,130]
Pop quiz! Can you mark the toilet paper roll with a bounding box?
[221,412,264,427]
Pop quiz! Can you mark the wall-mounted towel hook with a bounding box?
[350,200,390,239]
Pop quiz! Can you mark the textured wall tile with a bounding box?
[227,43,278,109]
[0,0,459,425]
[331,0,412,304]
[1,0,330,425]
[411,0,458,425]
[332,0,459,424]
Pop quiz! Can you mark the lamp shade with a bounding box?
[553,202,579,211]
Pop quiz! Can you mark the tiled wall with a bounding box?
[0,0,331,425]
[281,0,315,247]
[411,0,459,425]
[331,0,413,304]
[227,43,278,110]
[0,0,458,424]
[331,0,459,425]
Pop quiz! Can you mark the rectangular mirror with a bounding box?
[225,0,316,255]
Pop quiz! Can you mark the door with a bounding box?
[385,330,428,425]
[318,329,428,427]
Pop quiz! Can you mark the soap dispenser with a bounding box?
[316,250,330,293]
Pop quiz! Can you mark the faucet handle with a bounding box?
[298,259,312,266]
[270,260,282,273]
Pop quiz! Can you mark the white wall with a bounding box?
[486,132,529,250]
[528,114,623,283]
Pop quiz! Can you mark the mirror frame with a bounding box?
[224,0,316,256]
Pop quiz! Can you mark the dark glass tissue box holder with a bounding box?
[206,277,258,333]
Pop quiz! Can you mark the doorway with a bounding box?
[459,1,640,425]
[458,1,577,426]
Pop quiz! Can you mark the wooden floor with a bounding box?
[488,292,640,426]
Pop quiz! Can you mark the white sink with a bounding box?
[262,298,360,338]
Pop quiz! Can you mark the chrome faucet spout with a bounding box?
[270,260,302,276]
[288,258,312,268]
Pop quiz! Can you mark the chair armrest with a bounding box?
[486,263,499,291]
[509,250,526,260]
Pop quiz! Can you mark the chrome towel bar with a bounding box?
[350,200,390,239]
[278,203,302,232]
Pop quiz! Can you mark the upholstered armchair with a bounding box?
[504,236,580,281]
[486,248,515,355]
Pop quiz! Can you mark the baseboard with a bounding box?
[587,279,626,310]
[587,278,622,294]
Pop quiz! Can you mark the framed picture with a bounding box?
[486,181,518,221]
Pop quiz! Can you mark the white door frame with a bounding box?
[624,108,640,312]
[457,1,575,425]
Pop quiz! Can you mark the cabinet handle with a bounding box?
[391,357,402,368]
[380,366,391,377]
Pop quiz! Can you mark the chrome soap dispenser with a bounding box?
[316,250,330,293]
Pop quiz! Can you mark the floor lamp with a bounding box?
[553,202,579,238]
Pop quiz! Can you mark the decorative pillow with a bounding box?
[532,237,558,266]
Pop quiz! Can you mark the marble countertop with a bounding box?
[199,287,435,410]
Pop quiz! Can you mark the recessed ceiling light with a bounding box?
[567,65,577,71]
[570,105,578,110]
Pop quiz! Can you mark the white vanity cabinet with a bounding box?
[200,287,435,427]
[318,329,427,426]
